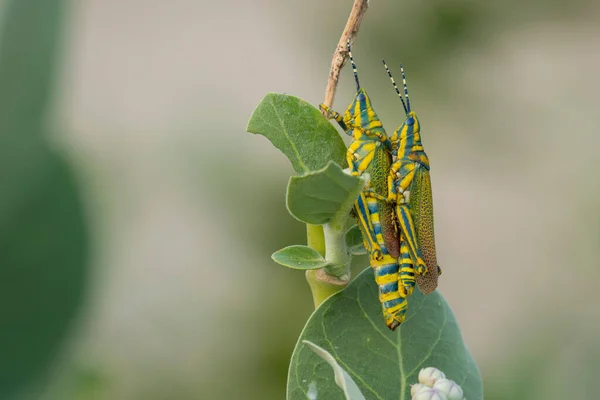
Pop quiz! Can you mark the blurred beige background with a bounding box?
[18,0,600,398]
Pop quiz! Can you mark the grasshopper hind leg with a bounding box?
[396,204,428,276]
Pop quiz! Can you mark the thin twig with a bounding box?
[321,0,369,113]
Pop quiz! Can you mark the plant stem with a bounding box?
[322,222,350,279]
[304,0,369,309]
[321,0,369,113]
[305,222,350,308]
[306,224,325,257]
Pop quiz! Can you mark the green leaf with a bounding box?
[287,268,483,400]
[272,245,330,270]
[247,93,347,174]
[0,0,88,397]
[303,340,366,400]
[0,0,64,134]
[287,161,364,225]
[345,225,367,255]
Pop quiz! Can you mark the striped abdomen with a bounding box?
[372,253,407,330]
[354,192,407,330]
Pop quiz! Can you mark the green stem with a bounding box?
[306,224,325,257]
[305,221,351,308]
[320,169,361,279]
[322,222,350,279]
[303,172,363,308]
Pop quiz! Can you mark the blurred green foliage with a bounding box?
[0,0,88,397]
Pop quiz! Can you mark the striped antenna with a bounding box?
[400,64,411,112]
[347,39,360,89]
[382,59,408,114]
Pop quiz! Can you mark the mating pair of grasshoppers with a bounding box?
[320,41,441,330]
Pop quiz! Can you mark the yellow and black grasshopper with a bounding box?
[381,62,442,294]
[320,41,411,330]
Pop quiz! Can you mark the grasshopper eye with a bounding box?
[406,117,415,125]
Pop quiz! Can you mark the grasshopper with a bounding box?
[319,41,399,258]
[382,62,442,294]
[320,41,407,329]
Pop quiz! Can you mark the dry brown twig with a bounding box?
[321,0,369,114]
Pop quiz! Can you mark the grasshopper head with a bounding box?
[344,88,376,126]
[395,110,429,169]
[398,110,421,137]
[342,40,389,144]
[346,87,373,115]
[382,62,423,153]
[342,87,390,147]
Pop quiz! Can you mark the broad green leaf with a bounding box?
[287,161,364,225]
[247,93,347,174]
[272,245,330,270]
[287,268,483,400]
[0,0,88,397]
[345,225,367,255]
[303,340,366,400]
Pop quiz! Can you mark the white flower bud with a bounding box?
[411,386,448,400]
[433,379,464,400]
[418,367,446,387]
[411,383,429,397]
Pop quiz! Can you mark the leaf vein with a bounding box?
[357,284,397,347]
[406,302,449,377]
[402,295,426,325]
[267,97,309,172]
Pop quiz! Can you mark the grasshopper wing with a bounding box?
[409,166,440,294]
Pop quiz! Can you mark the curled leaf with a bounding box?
[287,161,364,225]
[303,340,366,400]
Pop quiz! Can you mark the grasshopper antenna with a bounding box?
[382,59,408,114]
[400,64,411,113]
[347,39,360,90]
